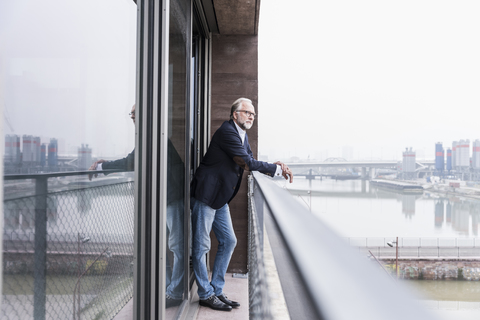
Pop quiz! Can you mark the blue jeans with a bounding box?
[191,198,237,299]
[166,199,184,299]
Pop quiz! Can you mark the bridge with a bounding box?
[287,158,435,180]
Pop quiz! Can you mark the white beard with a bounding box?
[242,122,253,130]
[238,119,253,130]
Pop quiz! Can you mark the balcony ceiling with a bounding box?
[212,0,260,35]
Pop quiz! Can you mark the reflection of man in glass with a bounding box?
[87,104,185,308]
[164,139,185,308]
[88,104,135,176]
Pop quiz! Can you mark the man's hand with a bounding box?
[88,160,105,181]
[282,167,293,183]
[274,161,293,183]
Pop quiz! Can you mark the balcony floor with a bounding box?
[112,273,248,320]
[195,273,248,320]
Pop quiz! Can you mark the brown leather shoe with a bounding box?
[199,295,232,311]
[217,293,240,308]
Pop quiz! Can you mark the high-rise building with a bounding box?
[472,140,480,171]
[452,141,457,169]
[446,148,452,172]
[435,142,444,175]
[48,139,58,167]
[5,135,21,164]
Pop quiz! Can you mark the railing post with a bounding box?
[34,177,48,320]
[395,236,398,279]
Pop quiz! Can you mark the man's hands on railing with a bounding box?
[274,161,293,183]
[88,160,106,181]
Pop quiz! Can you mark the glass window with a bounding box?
[1,1,137,319]
[165,0,190,317]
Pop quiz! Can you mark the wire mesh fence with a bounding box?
[348,237,480,258]
[2,179,135,320]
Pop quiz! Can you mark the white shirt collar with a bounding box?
[234,121,246,145]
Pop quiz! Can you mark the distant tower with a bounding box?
[458,139,470,171]
[40,143,47,167]
[48,138,58,168]
[13,135,21,164]
[446,148,452,173]
[5,135,13,163]
[77,144,92,170]
[23,135,33,165]
[402,147,416,180]
[473,140,480,180]
[33,136,41,165]
[452,141,457,170]
[435,142,444,177]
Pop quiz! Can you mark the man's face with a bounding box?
[130,105,135,124]
[233,102,255,130]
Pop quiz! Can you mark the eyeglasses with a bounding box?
[129,111,135,116]
[236,110,256,118]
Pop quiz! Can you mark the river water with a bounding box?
[279,177,480,319]
[282,178,480,238]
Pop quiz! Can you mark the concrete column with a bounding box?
[361,167,366,179]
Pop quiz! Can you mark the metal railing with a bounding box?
[348,237,480,258]
[361,246,480,259]
[2,171,135,320]
[247,176,273,320]
[248,171,436,320]
[348,237,480,247]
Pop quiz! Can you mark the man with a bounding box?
[88,104,185,308]
[88,104,136,175]
[190,97,293,311]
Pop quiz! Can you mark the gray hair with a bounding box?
[230,98,252,120]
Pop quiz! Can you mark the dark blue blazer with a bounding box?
[191,120,276,209]
[102,150,135,171]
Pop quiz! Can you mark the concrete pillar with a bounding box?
[361,167,366,179]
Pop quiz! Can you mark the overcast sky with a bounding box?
[1,0,137,158]
[3,1,480,162]
[258,0,480,161]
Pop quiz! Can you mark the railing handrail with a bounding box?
[252,171,435,320]
[4,169,128,180]
[348,237,480,247]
